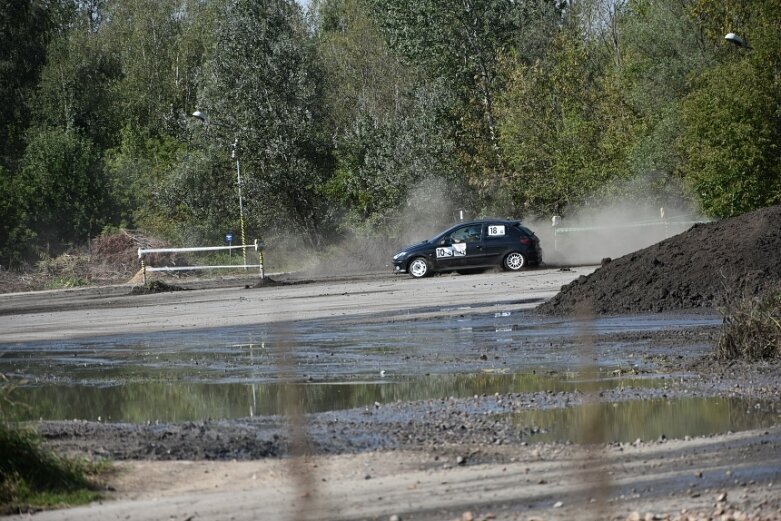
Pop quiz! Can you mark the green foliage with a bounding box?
[201,0,333,246]
[613,0,712,180]
[0,166,34,267]
[719,289,781,360]
[154,148,237,245]
[323,105,457,226]
[315,0,419,130]
[1,0,780,265]
[680,59,781,217]
[0,0,56,166]
[679,1,781,217]
[0,423,101,513]
[104,125,184,229]
[498,18,623,214]
[44,276,90,289]
[314,0,459,229]
[368,0,560,208]
[33,9,122,150]
[101,0,215,134]
[16,127,107,252]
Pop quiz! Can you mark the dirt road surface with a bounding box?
[8,427,781,521]
[0,268,588,343]
[2,267,780,521]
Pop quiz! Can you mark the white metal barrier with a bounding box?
[138,240,264,284]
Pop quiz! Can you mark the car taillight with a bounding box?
[519,236,532,245]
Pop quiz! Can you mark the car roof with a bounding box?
[437,219,521,235]
[450,219,520,227]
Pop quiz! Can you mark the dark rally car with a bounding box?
[392,219,542,278]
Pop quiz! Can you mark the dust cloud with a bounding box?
[271,177,462,277]
[526,202,707,266]
[268,181,706,275]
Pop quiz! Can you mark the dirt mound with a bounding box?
[130,281,187,295]
[538,205,781,314]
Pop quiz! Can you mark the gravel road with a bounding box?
[0,268,588,343]
[2,267,780,521]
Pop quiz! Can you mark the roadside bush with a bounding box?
[718,289,781,360]
[0,378,102,513]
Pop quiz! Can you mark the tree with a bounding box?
[314,0,419,133]
[103,125,184,230]
[0,166,35,267]
[101,0,216,134]
[200,0,332,246]
[312,0,458,229]
[153,147,238,245]
[368,0,563,210]
[33,19,122,150]
[323,88,458,227]
[0,0,58,167]
[679,0,781,217]
[497,10,619,215]
[16,127,107,252]
[680,57,781,217]
[610,0,712,185]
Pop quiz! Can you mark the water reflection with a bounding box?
[511,397,780,443]
[0,311,720,386]
[5,373,664,422]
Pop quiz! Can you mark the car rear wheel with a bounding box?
[408,257,431,278]
[503,252,526,271]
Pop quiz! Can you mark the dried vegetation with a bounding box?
[0,230,173,293]
[718,289,781,360]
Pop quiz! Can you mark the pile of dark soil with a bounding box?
[538,205,781,315]
[252,276,289,288]
[129,281,187,295]
[251,277,315,288]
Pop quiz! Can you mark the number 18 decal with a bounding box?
[488,225,505,236]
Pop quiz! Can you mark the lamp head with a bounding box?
[724,33,750,48]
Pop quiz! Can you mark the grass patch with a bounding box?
[718,289,781,360]
[1,376,107,514]
[0,422,106,514]
[44,276,90,289]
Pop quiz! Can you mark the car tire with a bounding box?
[503,252,526,271]
[408,257,431,278]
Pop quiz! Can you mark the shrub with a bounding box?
[0,377,103,513]
[718,289,781,360]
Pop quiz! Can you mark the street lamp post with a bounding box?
[192,111,248,270]
[230,137,248,269]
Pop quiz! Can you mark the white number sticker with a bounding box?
[488,225,505,236]
[436,243,468,258]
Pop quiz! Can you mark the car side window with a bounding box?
[449,225,482,243]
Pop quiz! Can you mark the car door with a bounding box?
[434,224,486,269]
[482,222,513,264]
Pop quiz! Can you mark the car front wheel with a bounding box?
[408,257,431,278]
[503,252,526,271]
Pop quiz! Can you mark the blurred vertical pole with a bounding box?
[271,321,317,519]
[575,301,611,519]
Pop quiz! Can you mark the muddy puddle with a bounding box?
[511,397,780,443]
[1,310,718,384]
[5,372,667,422]
[3,309,747,442]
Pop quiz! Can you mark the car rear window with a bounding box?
[515,224,536,236]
